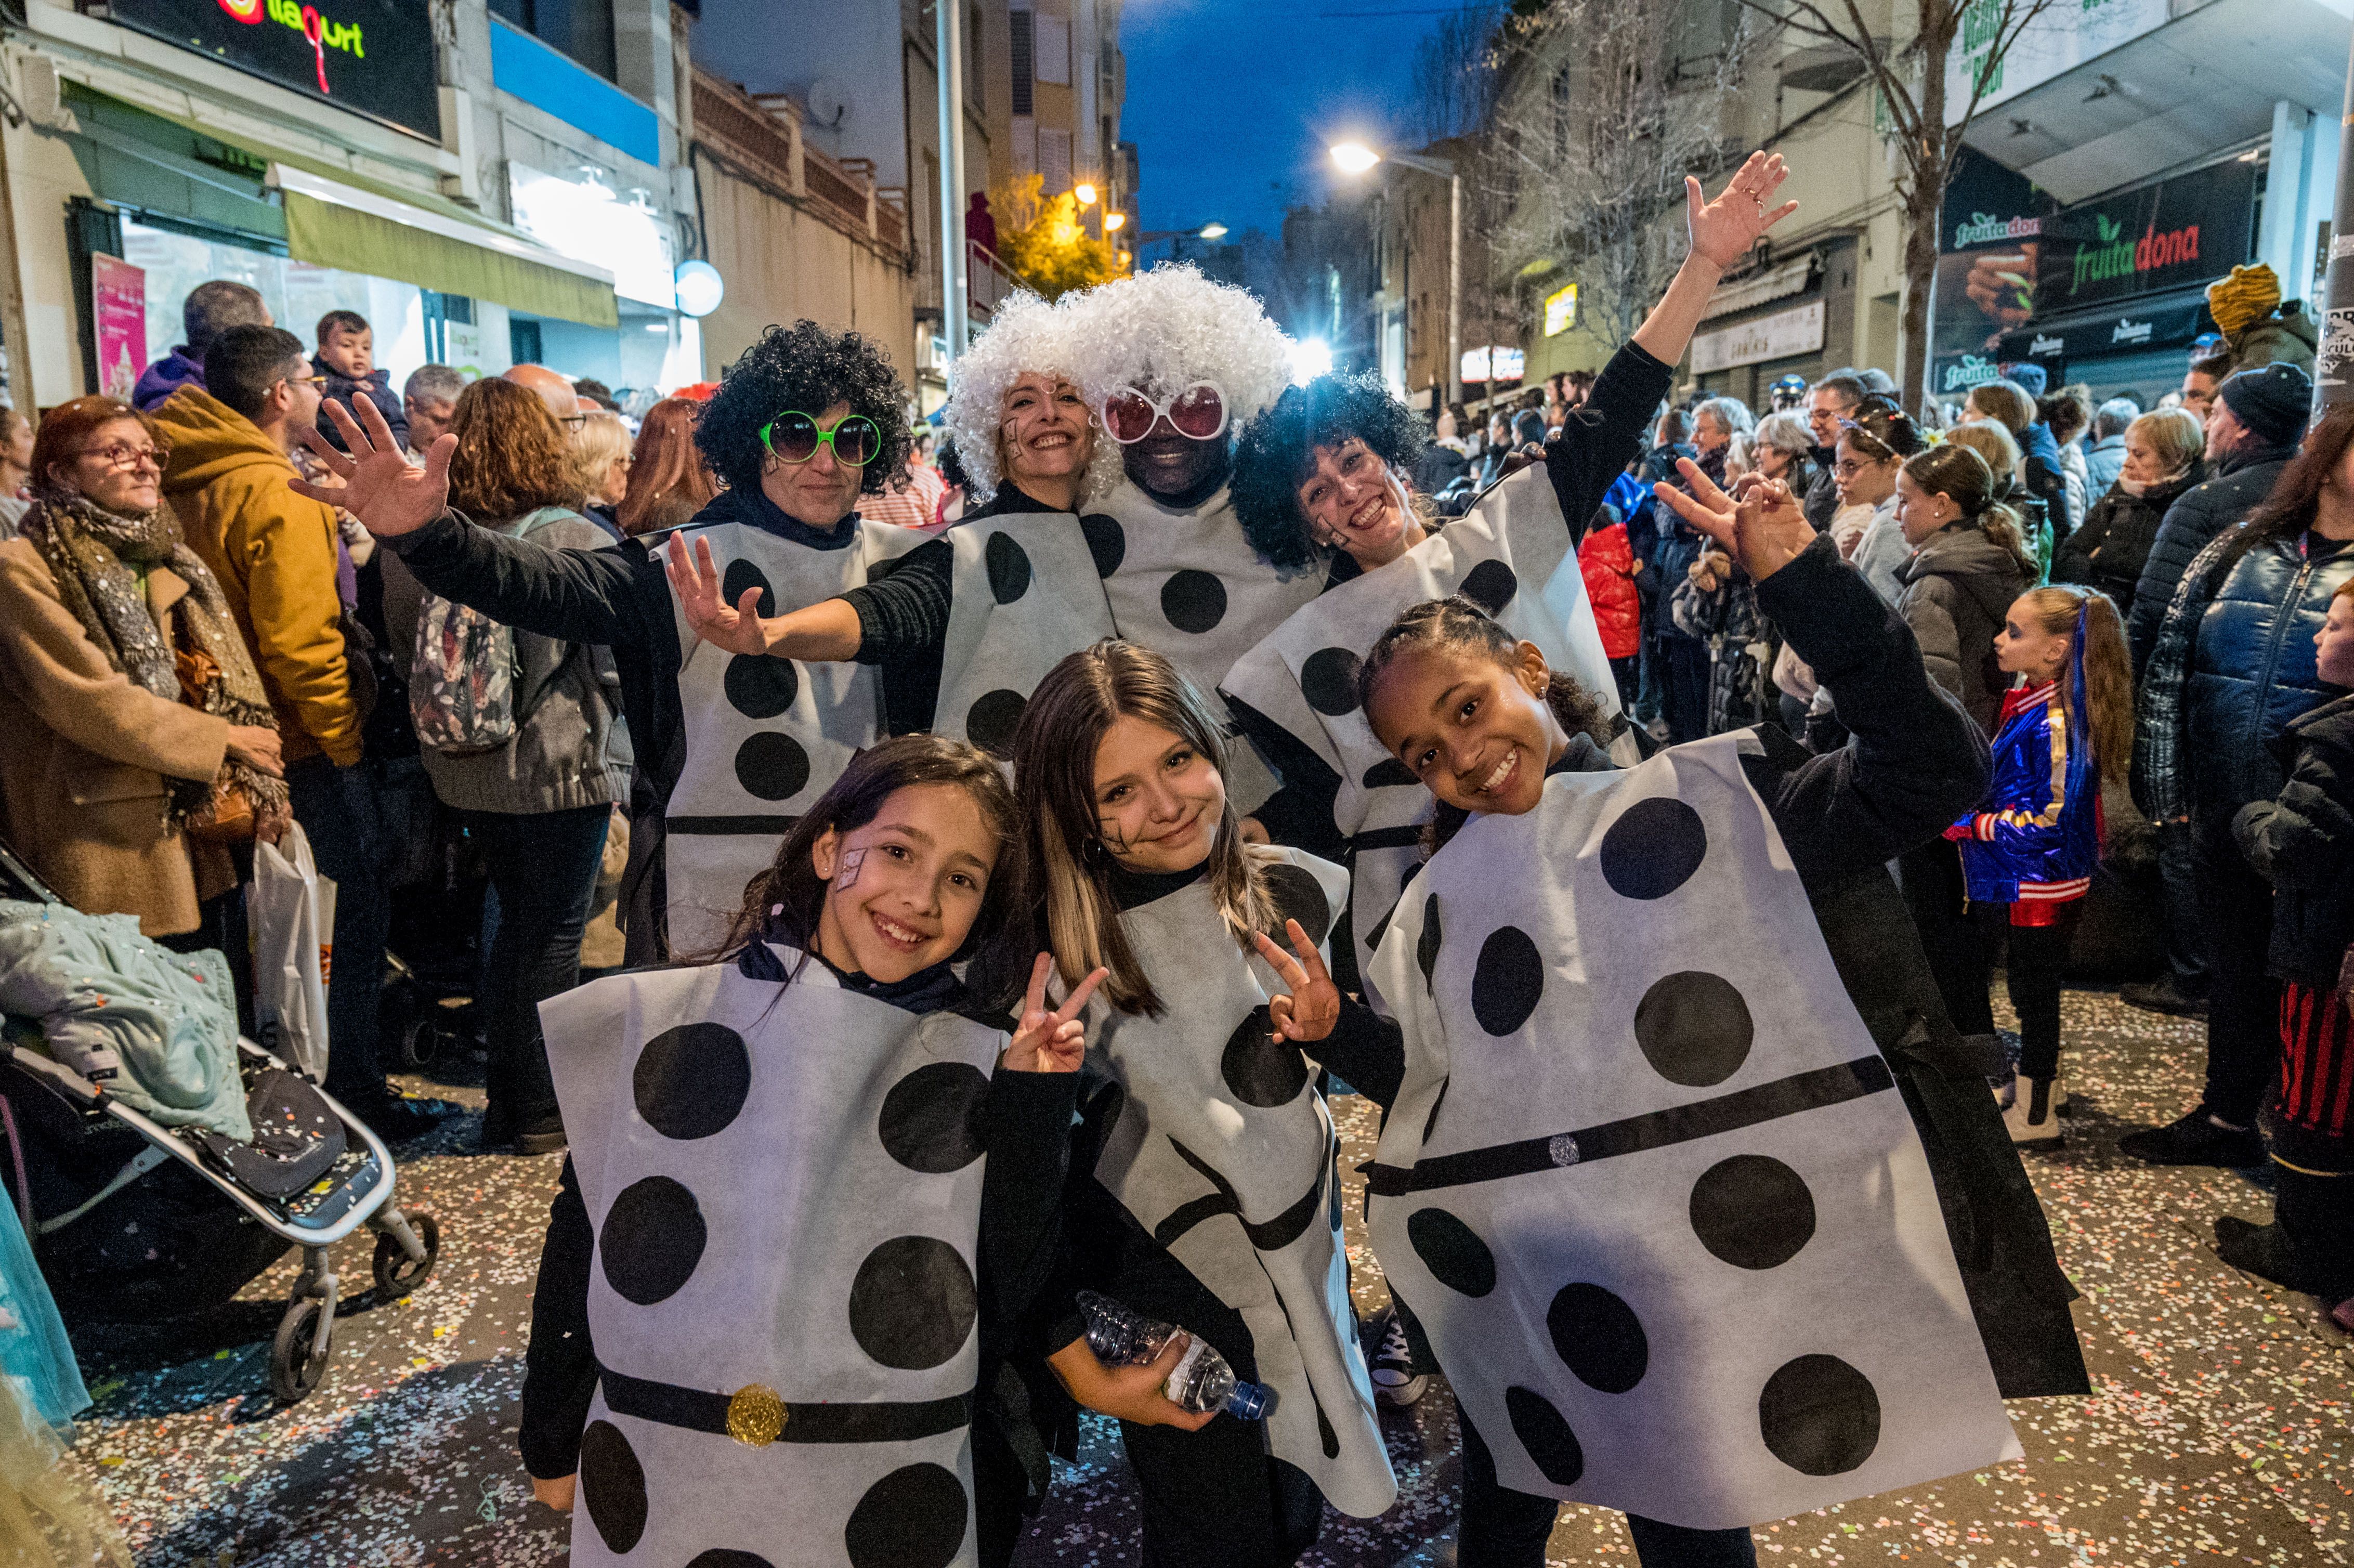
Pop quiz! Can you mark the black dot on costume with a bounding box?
[965,689,1028,757]
[1691,1155,1816,1271]
[633,1022,751,1140]
[1301,647,1363,716]
[1460,1399,1500,1488]
[847,1236,977,1370]
[985,529,1033,604]
[723,654,800,719]
[1362,757,1418,790]
[722,557,775,617]
[1633,971,1755,1087]
[1471,926,1544,1036]
[1416,895,1443,993]
[1365,892,1402,952]
[1599,797,1709,900]
[1422,1078,1449,1143]
[1221,1009,1310,1108]
[735,731,812,802]
[1261,862,1331,945]
[1080,514,1127,578]
[844,1462,969,1568]
[1317,1400,1340,1458]
[1460,558,1519,617]
[878,1062,991,1172]
[1160,569,1227,634]
[579,1419,648,1554]
[1505,1384,1586,1487]
[1547,1282,1649,1393]
[685,1553,775,1568]
[1759,1354,1881,1476]
[600,1176,707,1305]
[1407,1206,1496,1296]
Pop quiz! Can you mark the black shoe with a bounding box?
[2117,1108,2265,1167]
[361,1095,466,1144]
[2214,1214,2331,1292]
[512,1116,568,1157]
[2120,977,2209,1017]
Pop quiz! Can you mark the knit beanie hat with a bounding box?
[2217,360,2313,446]
[2001,362,2049,398]
[2207,264,2283,341]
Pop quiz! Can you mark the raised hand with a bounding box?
[1688,151,1799,270]
[665,533,776,657]
[1004,953,1109,1073]
[1652,460,1814,585]
[1252,918,1341,1044]
[289,397,453,538]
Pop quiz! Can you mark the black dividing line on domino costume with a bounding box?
[599,1367,974,1444]
[1362,1056,1894,1197]
[1156,1134,1328,1252]
[666,815,802,836]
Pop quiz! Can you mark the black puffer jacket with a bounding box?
[1895,520,2034,734]
[2235,694,2354,991]
[2126,440,2298,675]
[2051,461,2206,619]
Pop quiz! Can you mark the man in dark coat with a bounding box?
[1802,370,1867,533]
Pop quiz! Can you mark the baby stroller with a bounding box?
[0,837,440,1404]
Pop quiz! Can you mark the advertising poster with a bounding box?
[91,254,148,403]
[104,0,440,138]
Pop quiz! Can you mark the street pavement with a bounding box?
[69,984,2354,1566]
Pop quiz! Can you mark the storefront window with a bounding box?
[490,0,618,83]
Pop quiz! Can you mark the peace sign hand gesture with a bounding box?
[1652,462,1815,586]
[1004,953,1110,1073]
[1251,919,1341,1044]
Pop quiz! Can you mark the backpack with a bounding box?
[409,509,576,756]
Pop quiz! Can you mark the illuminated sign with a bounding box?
[509,163,676,309]
[1461,345,1525,382]
[103,0,440,140]
[1544,283,1578,338]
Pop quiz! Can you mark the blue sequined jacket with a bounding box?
[1955,682,2101,906]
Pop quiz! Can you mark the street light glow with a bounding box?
[1105,212,1127,231]
[1291,337,1335,385]
[1198,221,1229,240]
[1074,182,1099,206]
[1329,141,1382,175]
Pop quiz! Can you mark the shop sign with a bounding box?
[509,163,676,309]
[1461,345,1525,383]
[1943,0,2168,122]
[1993,295,2212,373]
[1933,352,2007,396]
[91,254,147,401]
[1690,298,1824,374]
[2035,159,2256,311]
[1543,283,1578,338]
[103,0,441,139]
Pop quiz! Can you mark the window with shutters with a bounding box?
[1036,14,1071,85]
[1011,10,1035,116]
[1039,128,1072,197]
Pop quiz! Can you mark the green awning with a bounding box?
[281,187,619,329]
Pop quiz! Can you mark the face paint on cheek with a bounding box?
[834,848,868,890]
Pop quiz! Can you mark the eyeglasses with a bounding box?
[760,411,883,467]
[1102,382,1228,445]
[282,374,329,389]
[1832,456,1882,478]
[77,442,167,471]
[558,413,590,432]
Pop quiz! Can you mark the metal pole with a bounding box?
[2317,36,2354,410]
[936,0,970,362]
[1447,170,1463,411]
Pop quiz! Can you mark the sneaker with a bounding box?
[1991,1075,2017,1110]
[513,1117,569,1157]
[2003,1075,2063,1148]
[2120,976,2210,1017]
[2117,1107,2265,1167]
[1369,1308,1427,1407]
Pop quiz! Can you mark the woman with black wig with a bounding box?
[300,321,930,961]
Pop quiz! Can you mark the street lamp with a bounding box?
[1105,212,1128,231]
[1329,139,1460,409]
[1197,221,1229,240]
[1074,182,1099,206]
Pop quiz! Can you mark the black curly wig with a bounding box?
[697,320,913,497]
[1231,372,1432,569]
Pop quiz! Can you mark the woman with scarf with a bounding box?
[0,395,286,944]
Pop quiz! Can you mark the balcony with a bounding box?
[689,71,910,263]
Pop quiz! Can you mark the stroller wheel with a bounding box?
[270,1297,332,1403]
[398,1014,440,1070]
[373,1211,441,1299]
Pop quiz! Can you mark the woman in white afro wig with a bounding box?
[941,289,1122,506]
[1067,265,1296,455]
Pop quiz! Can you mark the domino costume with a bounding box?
[528,940,1077,1568]
[926,506,1123,756]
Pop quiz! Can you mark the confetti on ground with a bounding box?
[64,986,2354,1564]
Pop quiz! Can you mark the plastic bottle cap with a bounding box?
[1226,1380,1272,1421]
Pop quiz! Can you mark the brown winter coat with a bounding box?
[152,388,361,766]
[0,539,233,935]
[1895,521,2033,735]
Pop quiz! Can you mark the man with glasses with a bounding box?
[1801,371,1868,535]
[504,363,586,430]
[302,321,926,962]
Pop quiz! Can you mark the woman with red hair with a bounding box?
[614,397,720,537]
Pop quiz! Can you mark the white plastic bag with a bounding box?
[250,821,330,1081]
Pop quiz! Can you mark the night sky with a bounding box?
[1119,0,1451,244]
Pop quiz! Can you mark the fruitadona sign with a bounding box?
[2036,158,2256,310]
[106,0,441,139]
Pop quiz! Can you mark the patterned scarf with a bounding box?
[21,490,286,825]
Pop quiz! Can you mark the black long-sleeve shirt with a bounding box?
[517,947,1080,1481]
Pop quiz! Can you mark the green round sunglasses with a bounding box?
[761,410,883,467]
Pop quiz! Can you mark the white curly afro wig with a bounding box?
[1066,265,1296,435]
[941,290,1122,506]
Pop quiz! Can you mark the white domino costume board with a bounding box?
[1364,736,2017,1530]
[929,509,1122,757]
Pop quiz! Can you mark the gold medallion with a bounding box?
[726,1383,787,1446]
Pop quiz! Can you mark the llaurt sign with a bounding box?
[103,0,439,139]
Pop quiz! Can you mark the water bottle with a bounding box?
[1076,1290,1272,1419]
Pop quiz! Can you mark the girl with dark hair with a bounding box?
[519,734,1104,1568]
[2127,402,2354,1170]
[1346,465,2083,1567]
[1009,639,1403,1566]
[1946,585,2136,1146]
[1840,398,1930,599]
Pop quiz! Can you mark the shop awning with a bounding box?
[271,163,619,329]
